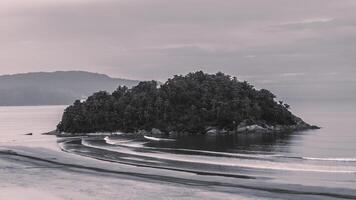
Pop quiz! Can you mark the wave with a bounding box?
[3,148,356,200]
[271,155,356,162]
[144,136,176,142]
[103,137,356,167]
[82,139,356,174]
[301,157,356,162]
[105,138,278,160]
[104,136,117,145]
[104,137,146,148]
[104,136,134,145]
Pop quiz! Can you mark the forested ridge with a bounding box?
[57,71,308,134]
[0,71,138,106]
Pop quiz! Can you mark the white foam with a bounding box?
[104,137,145,147]
[144,136,176,142]
[302,157,356,162]
[113,141,279,159]
[104,136,277,160]
[104,136,116,145]
[82,139,356,174]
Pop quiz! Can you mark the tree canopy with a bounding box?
[57,71,298,134]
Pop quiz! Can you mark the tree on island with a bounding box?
[57,71,311,134]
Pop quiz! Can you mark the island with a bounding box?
[57,71,318,135]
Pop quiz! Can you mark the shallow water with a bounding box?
[1,104,356,199]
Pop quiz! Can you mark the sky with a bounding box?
[0,0,355,102]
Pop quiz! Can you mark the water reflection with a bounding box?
[145,132,295,154]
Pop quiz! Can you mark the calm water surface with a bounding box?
[0,104,356,199]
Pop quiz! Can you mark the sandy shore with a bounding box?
[0,134,257,200]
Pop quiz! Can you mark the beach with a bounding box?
[1,105,356,200]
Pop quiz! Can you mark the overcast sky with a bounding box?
[1,0,355,102]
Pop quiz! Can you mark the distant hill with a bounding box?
[0,71,139,106]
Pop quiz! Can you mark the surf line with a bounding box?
[144,135,176,141]
[2,149,356,200]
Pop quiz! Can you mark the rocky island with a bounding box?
[57,71,318,135]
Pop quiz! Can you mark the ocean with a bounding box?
[0,103,355,199]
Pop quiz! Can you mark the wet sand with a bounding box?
[1,105,356,200]
[0,145,260,200]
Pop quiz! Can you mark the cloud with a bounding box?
[244,55,257,58]
[0,0,355,82]
[280,72,306,77]
[276,18,334,27]
[0,0,355,101]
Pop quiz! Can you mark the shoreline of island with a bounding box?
[44,120,320,138]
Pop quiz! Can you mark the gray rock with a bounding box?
[151,128,163,135]
[135,129,149,135]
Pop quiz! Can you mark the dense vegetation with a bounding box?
[57,71,300,134]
